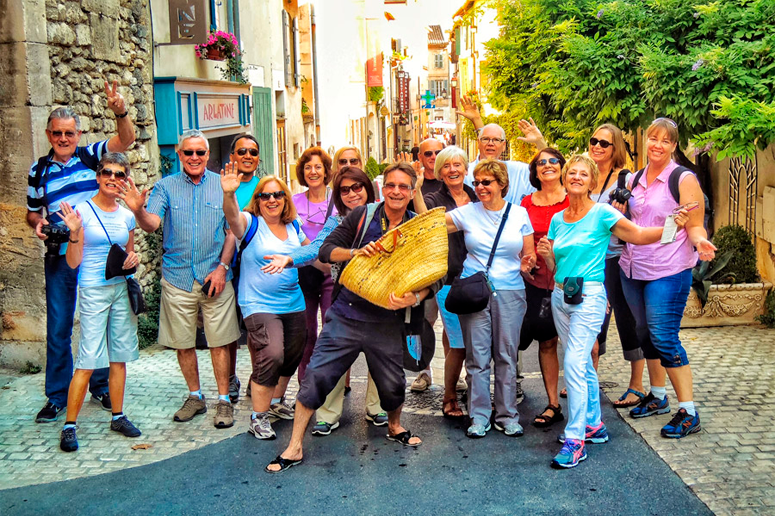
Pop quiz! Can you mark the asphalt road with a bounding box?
[1,349,712,516]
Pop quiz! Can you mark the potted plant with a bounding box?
[194,31,247,84]
[683,224,773,327]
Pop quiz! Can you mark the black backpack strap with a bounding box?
[668,166,692,204]
[631,168,645,191]
[486,203,511,271]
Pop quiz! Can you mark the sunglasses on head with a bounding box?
[49,130,78,139]
[338,158,360,166]
[339,182,365,195]
[99,168,127,179]
[257,190,286,200]
[472,179,497,187]
[537,158,561,166]
[589,137,613,149]
[236,148,259,156]
[182,150,207,157]
[423,149,443,157]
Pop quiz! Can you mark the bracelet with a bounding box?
[115,111,128,118]
[69,238,79,244]
[349,248,355,258]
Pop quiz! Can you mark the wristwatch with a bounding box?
[413,292,421,307]
[219,261,230,271]
[115,111,128,118]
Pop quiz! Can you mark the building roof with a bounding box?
[428,25,445,46]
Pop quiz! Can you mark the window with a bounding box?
[282,10,300,87]
[434,53,444,69]
[430,79,449,98]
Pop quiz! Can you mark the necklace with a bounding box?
[483,205,503,226]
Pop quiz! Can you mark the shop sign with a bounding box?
[197,95,241,129]
[169,0,207,44]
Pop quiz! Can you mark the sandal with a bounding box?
[613,388,645,408]
[265,455,303,474]
[442,399,464,419]
[560,388,567,398]
[386,430,422,447]
[533,404,564,428]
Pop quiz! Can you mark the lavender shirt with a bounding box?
[619,161,698,281]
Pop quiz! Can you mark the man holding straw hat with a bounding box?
[266,162,443,473]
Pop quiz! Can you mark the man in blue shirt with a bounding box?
[122,130,240,429]
[26,81,136,423]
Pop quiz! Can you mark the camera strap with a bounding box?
[596,169,616,203]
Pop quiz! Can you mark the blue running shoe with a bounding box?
[630,392,670,419]
[558,422,609,444]
[551,438,587,469]
[661,408,701,438]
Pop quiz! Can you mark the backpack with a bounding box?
[631,166,711,229]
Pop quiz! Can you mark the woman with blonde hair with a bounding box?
[221,171,311,440]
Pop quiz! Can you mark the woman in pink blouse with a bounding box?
[619,118,716,439]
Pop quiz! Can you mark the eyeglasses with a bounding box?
[536,158,561,166]
[338,158,360,166]
[340,182,365,195]
[589,138,613,149]
[383,183,413,192]
[182,150,207,157]
[423,149,443,157]
[49,130,77,139]
[479,137,505,144]
[304,165,324,172]
[472,179,497,187]
[236,148,259,156]
[98,168,127,179]
[257,191,286,200]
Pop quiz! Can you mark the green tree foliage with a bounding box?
[710,224,759,284]
[483,0,775,155]
[365,157,381,180]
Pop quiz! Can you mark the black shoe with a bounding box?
[91,393,112,411]
[36,401,66,423]
[110,416,142,437]
[60,426,78,452]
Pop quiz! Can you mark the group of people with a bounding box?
[28,89,714,470]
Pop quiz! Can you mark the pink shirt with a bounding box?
[619,161,698,280]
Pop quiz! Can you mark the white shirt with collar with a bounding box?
[465,157,536,206]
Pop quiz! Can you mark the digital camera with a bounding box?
[41,224,70,257]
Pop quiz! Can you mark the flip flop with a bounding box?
[613,388,646,408]
[265,455,303,474]
[442,399,464,419]
[386,430,422,447]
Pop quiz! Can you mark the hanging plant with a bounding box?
[195,30,247,84]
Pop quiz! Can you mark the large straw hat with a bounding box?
[340,207,448,309]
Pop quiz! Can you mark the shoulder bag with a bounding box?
[445,203,511,315]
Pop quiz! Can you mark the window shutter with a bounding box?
[282,10,291,87]
[293,17,301,87]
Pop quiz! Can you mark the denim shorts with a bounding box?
[75,282,139,369]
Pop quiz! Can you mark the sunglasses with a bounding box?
[257,190,286,200]
[236,148,259,156]
[423,149,443,157]
[99,168,127,179]
[338,158,360,166]
[589,137,613,149]
[49,130,78,139]
[182,150,207,156]
[537,158,561,166]
[340,182,365,195]
[472,179,497,187]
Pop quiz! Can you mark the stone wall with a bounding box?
[0,0,159,368]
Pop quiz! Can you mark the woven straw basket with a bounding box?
[340,207,448,309]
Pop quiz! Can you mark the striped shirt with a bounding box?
[147,170,233,292]
[26,141,108,219]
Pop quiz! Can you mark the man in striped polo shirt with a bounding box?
[122,129,241,429]
[26,81,136,423]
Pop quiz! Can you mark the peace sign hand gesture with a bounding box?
[104,80,127,116]
[220,161,241,194]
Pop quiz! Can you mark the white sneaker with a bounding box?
[248,413,276,440]
[268,397,295,420]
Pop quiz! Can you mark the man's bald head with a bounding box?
[419,138,444,178]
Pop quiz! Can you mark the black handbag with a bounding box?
[85,202,146,315]
[445,203,511,315]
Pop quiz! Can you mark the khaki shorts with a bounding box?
[159,278,241,349]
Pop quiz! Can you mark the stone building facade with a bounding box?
[0,0,158,367]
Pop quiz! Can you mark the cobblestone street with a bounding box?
[0,322,773,516]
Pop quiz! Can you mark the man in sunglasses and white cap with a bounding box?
[26,81,136,424]
[121,129,241,430]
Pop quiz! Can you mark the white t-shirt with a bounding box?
[448,202,534,290]
[76,201,135,288]
[238,213,307,316]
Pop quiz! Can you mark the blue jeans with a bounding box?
[619,269,691,368]
[552,284,607,441]
[44,255,109,407]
